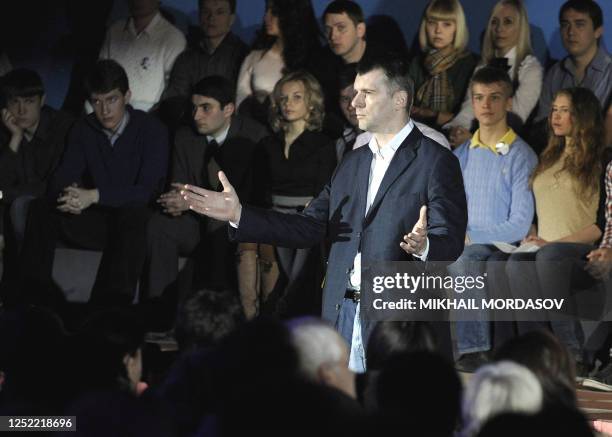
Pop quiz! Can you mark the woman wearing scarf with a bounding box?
[408,0,478,130]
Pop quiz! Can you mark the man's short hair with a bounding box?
[85,59,129,96]
[559,0,603,30]
[470,66,514,98]
[1,68,45,100]
[192,75,236,108]
[199,0,236,14]
[338,64,357,91]
[174,289,244,350]
[356,52,414,110]
[323,0,364,26]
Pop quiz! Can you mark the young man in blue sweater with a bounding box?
[17,60,169,305]
[450,67,538,372]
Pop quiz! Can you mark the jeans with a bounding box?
[336,298,366,373]
[449,244,500,355]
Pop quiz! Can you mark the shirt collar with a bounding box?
[367,119,414,160]
[562,44,611,75]
[103,111,130,145]
[126,11,161,37]
[23,121,40,142]
[470,127,516,154]
[206,122,231,146]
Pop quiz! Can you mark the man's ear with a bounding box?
[124,90,132,105]
[356,22,366,39]
[505,96,513,112]
[594,25,604,41]
[395,90,408,111]
[229,13,236,28]
[40,94,46,108]
[223,102,235,118]
[317,363,336,387]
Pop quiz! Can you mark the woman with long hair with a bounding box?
[237,71,336,319]
[408,0,478,129]
[445,0,543,147]
[235,0,323,125]
[501,87,605,372]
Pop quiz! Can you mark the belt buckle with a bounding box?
[352,291,361,302]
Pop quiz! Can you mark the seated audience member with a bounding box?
[445,0,543,147]
[162,0,248,101]
[361,322,437,410]
[287,317,356,399]
[254,71,336,317]
[99,0,186,111]
[461,361,543,437]
[499,87,604,370]
[323,0,367,65]
[334,65,361,163]
[408,0,478,129]
[535,0,611,147]
[449,67,537,372]
[70,309,146,396]
[0,69,74,276]
[19,60,169,305]
[145,75,267,311]
[236,0,324,126]
[0,306,70,413]
[494,330,577,410]
[376,351,462,437]
[174,289,244,351]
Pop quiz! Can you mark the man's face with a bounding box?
[352,68,403,133]
[128,0,159,18]
[90,88,130,131]
[192,94,233,136]
[339,84,358,127]
[6,95,45,131]
[560,8,603,58]
[471,82,512,128]
[200,0,235,39]
[324,12,365,60]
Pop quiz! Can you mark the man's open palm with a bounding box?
[181,171,242,223]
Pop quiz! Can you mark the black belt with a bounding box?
[344,289,361,302]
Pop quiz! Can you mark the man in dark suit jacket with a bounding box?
[145,75,266,299]
[183,54,467,371]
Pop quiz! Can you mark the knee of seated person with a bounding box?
[535,243,573,263]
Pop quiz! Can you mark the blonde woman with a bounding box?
[238,71,336,318]
[408,0,478,128]
[445,0,543,147]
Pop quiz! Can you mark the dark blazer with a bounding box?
[232,125,467,344]
[172,115,267,204]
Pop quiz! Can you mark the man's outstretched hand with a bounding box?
[400,205,428,256]
[181,171,242,223]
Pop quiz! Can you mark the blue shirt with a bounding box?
[537,44,612,121]
[454,135,537,243]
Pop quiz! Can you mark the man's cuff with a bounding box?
[414,237,429,261]
[229,220,239,229]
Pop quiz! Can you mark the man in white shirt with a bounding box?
[99,0,186,111]
[182,54,467,372]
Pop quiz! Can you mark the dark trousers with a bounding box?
[19,198,151,305]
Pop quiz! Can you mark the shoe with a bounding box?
[455,351,490,373]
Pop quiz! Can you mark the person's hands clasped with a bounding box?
[521,235,548,247]
[181,171,242,223]
[158,183,190,216]
[401,205,428,256]
[586,247,612,280]
[57,185,99,214]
